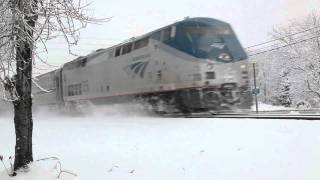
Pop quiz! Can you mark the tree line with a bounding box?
[250,12,320,109]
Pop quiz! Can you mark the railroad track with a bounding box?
[186,113,320,120]
[163,110,320,120]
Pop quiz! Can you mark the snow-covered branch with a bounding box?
[0,0,108,100]
[252,12,320,107]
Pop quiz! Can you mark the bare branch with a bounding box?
[0,0,108,100]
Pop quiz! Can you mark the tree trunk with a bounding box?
[13,42,33,171]
[12,0,37,171]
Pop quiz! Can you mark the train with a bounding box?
[32,17,252,113]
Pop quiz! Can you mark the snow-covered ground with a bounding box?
[1,104,320,180]
[252,102,292,111]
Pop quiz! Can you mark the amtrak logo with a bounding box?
[125,61,149,78]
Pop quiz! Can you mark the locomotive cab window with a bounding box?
[161,21,248,61]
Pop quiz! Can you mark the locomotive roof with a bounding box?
[107,17,229,50]
[64,17,230,65]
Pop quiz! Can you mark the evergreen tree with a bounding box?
[277,71,292,107]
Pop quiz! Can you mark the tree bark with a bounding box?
[12,0,37,171]
[13,42,33,171]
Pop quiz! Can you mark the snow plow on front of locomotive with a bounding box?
[167,18,252,111]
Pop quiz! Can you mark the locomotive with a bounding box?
[32,17,252,113]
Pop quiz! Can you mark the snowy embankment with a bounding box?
[1,104,320,180]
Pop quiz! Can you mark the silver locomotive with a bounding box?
[33,17,252,113]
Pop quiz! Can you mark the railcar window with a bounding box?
[122,43,133,55]
[67,84,82,96]
[134,37,149,50]
[115,47,122,57]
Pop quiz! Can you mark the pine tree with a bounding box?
[277,71,292,107]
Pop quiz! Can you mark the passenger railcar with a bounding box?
[32,17,252,113]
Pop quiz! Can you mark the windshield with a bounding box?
[164,21,247,62]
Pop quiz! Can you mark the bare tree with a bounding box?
[250,12,320,107]
[271,12,320,106]
[0,0,106,173]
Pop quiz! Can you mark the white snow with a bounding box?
[252,102,291,111]
[0,164,57,180]
[1,104,320,180]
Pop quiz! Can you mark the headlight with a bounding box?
[240,65,247,69]
[218,53,232,61]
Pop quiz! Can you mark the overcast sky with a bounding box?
[36,0,320,73]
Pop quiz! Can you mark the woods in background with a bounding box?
[251,12,320,108]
